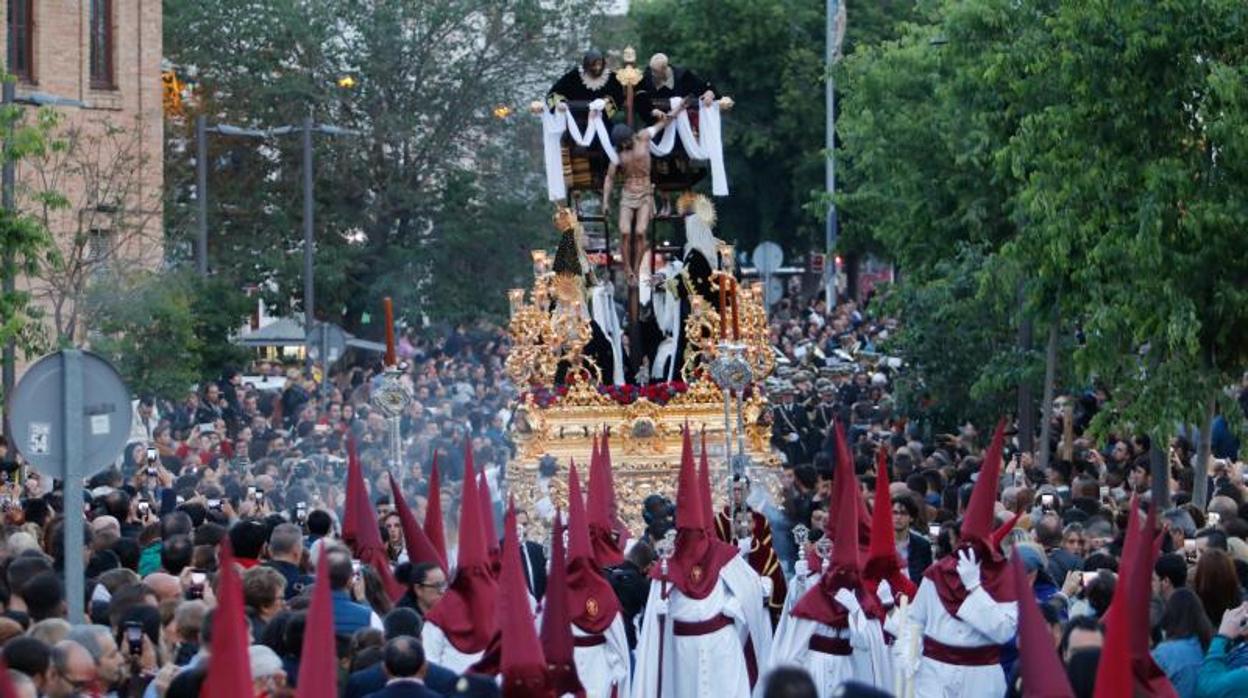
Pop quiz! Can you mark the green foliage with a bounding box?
[628,0,812,251]
[0,77,63,396]
[837,0,1248,438]
[86,271,251,399]
[628,0,918,253]
[880,248,1027,432]
[164,0,607,336]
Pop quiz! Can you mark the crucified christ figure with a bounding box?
[601,102,684,288]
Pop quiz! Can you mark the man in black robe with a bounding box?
[634,53,717,125]
[546,49,626,131]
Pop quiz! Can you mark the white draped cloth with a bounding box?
[650,259,683,382]
[571,615,632,698]
[632,556,773,698]
[420,622,484,674]
[648,97,729,196]
[540,99,619,201]
[589,282,625,386]
[538,97,729,200]
[905,578,1018,698]
[766,597,893,697]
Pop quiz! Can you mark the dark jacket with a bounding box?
[346,662,458,698]
[519,540,547,602]
[265,559,315,600]
[361,679,443,698]
[903,530,934,582]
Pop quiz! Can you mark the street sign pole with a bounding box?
[10,349,131,624]
[62,350,85,623]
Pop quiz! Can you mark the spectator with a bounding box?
[264,524,314,600]
[1152,588,1212,698]
[326,547,383,635]
[1194,549,1240,627]
[46,641,96,698]
[367,636,439,698]
[395,562,445,621]
[1197,602,1248,697]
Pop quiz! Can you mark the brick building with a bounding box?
[2,1,163,361]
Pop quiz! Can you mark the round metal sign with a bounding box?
[306,322,348,364]
[751,241,784,276]
[8,350,133,478]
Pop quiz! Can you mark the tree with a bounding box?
[85,270,252,400]
[0,76,62,400]
[85,272,202,400]
[835,0,1248,476]
[628,0,919,255]
[994,0,1248,501]
[23,116,162,343]
[163,0,608,336]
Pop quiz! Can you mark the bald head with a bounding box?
[143,573,182,603]
[91,516,121,538]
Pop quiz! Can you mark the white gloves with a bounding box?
[760,576,774,599]
[877,579,894,607]
[834,588,861,615]
[956,548,982,591]
[787,433,800,443]
[794,558,811,579]
[737,536,754,557]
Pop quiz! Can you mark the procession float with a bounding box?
[505,47,777,533]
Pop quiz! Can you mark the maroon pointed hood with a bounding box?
[652,427,738,599]
[424,440,497,654]
[864,445,917,600]
[202,540,253,698]
[342,439,404,601]
[497,502,551,697]
[389,473,444,571]
[1010,551,1075,698]
[587,432,625,567]
[923,420,1016,616]
[539,511,584,696]
[296,546,337,698]
[792,423,884,627]
[567,461,620,633]
[697,432,716,533]
[424,452,448,571]
[599,430,631,545]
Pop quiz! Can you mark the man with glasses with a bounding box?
[46,641,96,698]
[892,495,932,582]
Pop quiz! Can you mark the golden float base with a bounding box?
[508,378,777,536]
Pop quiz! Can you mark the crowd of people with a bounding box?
[0,288,1245,698]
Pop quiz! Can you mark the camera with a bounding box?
[146,447,158,464]
[186,571,206,599]
[207,498,222,511]
[124,621,143,655]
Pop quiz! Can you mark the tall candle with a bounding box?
[731,279,741,339]
[383,297,396,366]
[718,279,727,338]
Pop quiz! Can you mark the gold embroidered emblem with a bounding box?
[586,597,600,618]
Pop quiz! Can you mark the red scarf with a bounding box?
[791,567,886,628]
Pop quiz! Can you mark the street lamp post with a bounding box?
[193,118,357,332]
[2,84,85,438]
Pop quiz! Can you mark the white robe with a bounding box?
[420,622,484,674]
[632,556,773,698]
[906,578,1018,698]
[766,571,893,697]
[572,615,632,698]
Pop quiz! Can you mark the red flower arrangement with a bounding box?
[598,381,690,406]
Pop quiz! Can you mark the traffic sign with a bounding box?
[9,350,132,479]
[751,242,784,275]
[810,252,825,274]
[7,349,131,624]
[306,322,348,364]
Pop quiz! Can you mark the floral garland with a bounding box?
[598,381,690,406]
[521,381,692,408]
